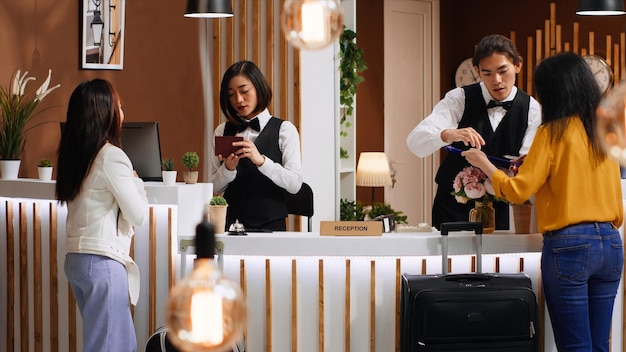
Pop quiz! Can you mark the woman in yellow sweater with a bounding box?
[463,52,623,351]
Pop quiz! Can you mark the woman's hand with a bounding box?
[233,139,265,166]
[461,148,497,177]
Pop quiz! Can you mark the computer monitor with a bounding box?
[121,122,163,182]
[60,121,163,182]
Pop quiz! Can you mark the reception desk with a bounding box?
[1,179,624,352]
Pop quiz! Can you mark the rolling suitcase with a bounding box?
[400,222,538,352]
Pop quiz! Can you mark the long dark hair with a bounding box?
[56,79,123,202]
[219,60,272,125]
[532,52,605,163]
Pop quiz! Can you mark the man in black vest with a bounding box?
[406,34,541,230]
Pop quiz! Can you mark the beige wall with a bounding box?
[0,1,205,181]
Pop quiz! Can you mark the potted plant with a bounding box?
[182,151,199,184]
[0,69,60,179]
[208,195,228,234]
[161,157,177,185]
[37,158,53,181]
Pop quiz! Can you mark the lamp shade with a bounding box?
[185,0,234,18]
[281,0,344,50]
[356,152,393,187]
[576,0,625,15]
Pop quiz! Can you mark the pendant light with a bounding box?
[167,209,246,351]
[281,0,344,50]
[185,0,234,18]
[576,0,625,15]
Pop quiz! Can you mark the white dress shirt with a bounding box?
[406,82,541,157]
[210,108,303,195]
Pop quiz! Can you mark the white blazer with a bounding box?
[65,143,149,305]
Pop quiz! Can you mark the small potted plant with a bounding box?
[161,158,177,185]
[208,195,228,234]
[182,151,199,184]
[37,158,53,181]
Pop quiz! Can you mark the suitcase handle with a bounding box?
[440,221,483,274]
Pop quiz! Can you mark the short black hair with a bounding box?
[219,61,273,124]
[472,34,523,67]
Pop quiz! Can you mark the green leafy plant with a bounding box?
[182,151,199,171]
[161,158,176,171]
[37,158,52,167]
[340,198,365,221]
[339,27,367,159]
[209,195,228,206]
[0,69,61,159]
[367,203,408,224]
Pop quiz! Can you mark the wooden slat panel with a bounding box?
[345,259,351,352]
[239,0,247,59]
[266,0,275,114]
[240,259,247,345]
[370,261,375,352]
[149,207,157,334]
[168,207,175,289]
[49,203,59,352]
[214,20,223,129]
[291,260,297,352]
[33,203,43,352]
[19,202,28,352]
[536,29,542,64]
[589,32,595,56]
[573,22,579,54]
[526,36,534,96]
[68,283,77,352]
[266,259,272,352]
[395,258,401,352]
[556,25,562,53]
[549,2,556,55]
[252,0,260,64]
[318,259,324,352]
[621,33,625,80]
[6,200,15,352]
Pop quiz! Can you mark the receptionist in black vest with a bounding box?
[406,34,541,230]
[210,60,303,232]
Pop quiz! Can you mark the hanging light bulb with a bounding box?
[596,80,626,166]
[281,0,344,50]
[167,210,246,352]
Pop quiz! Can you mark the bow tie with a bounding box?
[487,100,513,110]
[235,118,260,132]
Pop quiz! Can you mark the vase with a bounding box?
[162,171,177,185]
[0,159,21,179]
[38,166,53,181]
[208,205,228,234]
[512,203,532,234]
[469,201,495,234]
[183,171,198,184]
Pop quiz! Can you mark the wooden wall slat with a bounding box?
[214,20,223,129]
[239,0,247,59]
[266,0,275,114]
[291,260,297,352]
[168,207,175,289]
[370,261,376,352]
[49,203,59,352]
[318,259,324,352]
[68,283,76,352]
[395,258,401,352]
[6,200,15,352]
[148,207,156,334]
[240,259,247,346]
[33,203,42,352]
[252,0,260,65]
[345,259,351,352]
[19,203,28,352]
[265,259,272,352]
[526,36,534,96]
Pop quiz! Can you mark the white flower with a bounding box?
[34,69,60,102]
[11,70,21,96]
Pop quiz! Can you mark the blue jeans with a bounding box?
[542,222,623,352]
[65,253,137,352]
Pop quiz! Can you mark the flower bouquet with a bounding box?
[451,166,506,233]
[451,166,506,204]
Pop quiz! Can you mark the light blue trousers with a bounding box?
[65,253,137,352]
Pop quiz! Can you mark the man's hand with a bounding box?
[441,127,486,148]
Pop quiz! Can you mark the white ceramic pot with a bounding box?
[162,170,177,185]
[0,159,21,179]
[38,166,53,181]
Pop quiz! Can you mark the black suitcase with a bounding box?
[400,222,538,352]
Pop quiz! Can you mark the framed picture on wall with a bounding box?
[81,0,125,70]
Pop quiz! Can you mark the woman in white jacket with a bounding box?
[56,79,149,352]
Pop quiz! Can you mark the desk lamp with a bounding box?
[167,209,246,351]
[356,152,393,205]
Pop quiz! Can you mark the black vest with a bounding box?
[223,117,286,229]
[432,83,530,230]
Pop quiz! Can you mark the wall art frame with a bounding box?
[81,0,125,70]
